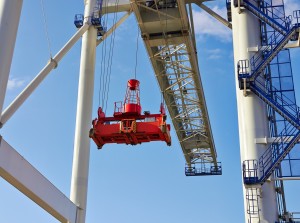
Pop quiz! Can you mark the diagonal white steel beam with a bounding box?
[96,10,132,46]
[195,2,232,29]
[0,136,78,223]
[0,24,89,128]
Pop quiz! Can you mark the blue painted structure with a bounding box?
[227,0,300,222]
[74,0,106,36]
[185,162,222,176]
[235,0,300,186]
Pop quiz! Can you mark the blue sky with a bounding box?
[1,0,300,222]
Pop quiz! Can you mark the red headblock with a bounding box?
[89,79,171,149]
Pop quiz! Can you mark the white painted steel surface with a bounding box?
[0,24,89,127]
[102,0,130,13]
[70,0,97,222]
[131,0,218,167]
[255,137,299,144]
[231,2,278,223]
[0,0,23,123]
[0,137,78,223]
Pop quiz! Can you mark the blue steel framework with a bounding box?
[227,0,300,222]
[260,1,299,222]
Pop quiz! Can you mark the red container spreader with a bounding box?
[89,79,171,149]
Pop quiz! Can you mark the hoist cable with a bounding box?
[103,0,113,112]
[40,0,53,58]
[98,1,104,107]
[153,0,169,106]
[99,0,109,109]
[134,20,140,79]
[104,0,119,113]
[162,3,169,107]
[97,0,119,112]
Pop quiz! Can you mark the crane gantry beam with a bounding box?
[131,0,221,174]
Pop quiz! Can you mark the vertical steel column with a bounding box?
[0,0,23,122]
[70,0,97,222]
[231,2,278,223]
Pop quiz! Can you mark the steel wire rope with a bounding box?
[103,6,116,110]
[150,0,170,106]
[162,0,169,107]
[40,0,53,58]
[103,0,119,112]
[99,2,108,108]
[133,2,141,80]
[134,23,140,79]
[104,0,120,113]
[99,0,109,109]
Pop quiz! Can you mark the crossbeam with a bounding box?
[195,2,232,29]
[102,0,131,13]
[0,24,89,128]
[0,136,78,223]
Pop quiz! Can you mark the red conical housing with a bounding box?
[123,79,141,115]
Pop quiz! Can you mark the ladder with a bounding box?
[246,187,261,223]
